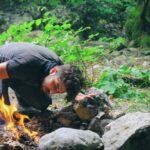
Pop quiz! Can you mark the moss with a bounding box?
[125,7,141,39]
[125,4,150,48]
[125,19,134,39]
[140,34,150,47]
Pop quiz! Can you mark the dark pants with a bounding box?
[0,79,52,111]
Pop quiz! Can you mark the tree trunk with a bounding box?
[140,0,150,35]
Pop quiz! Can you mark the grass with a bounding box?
[114,87,150,113]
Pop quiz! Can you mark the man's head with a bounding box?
[42,64,84,101]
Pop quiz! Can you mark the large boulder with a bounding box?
[38,127,104,150]
[102,112,150,150]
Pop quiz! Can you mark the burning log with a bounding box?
[0,125,38,150]
[0,96,39,149]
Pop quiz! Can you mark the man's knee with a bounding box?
[32,95,52,110]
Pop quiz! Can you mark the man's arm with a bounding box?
[0,62,9,79]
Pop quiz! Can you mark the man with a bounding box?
[0,42,84,115]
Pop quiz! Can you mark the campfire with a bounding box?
[0,88,116,149]
[0,96,39,149]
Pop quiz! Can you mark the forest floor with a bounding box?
[86,46,150,113]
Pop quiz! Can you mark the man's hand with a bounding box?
[0,62,9,79]
[75,93,95,102]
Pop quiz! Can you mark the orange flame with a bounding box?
[0,96,39,142]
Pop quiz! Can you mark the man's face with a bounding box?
[42,74,66,95]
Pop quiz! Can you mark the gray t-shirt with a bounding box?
[0,42,63,84]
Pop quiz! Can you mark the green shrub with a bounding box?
[109,37,127,50]
[1,0,134,39]
[125,1,150,47]
[140,34,150,47]
[95,66,149,99]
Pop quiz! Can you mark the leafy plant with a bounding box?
[109,37,127,50]
[0,15,106,86]
[119,65,150,86]
[0,21,34,44]
[95,66,149,99]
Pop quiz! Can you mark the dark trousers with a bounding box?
[0,79,52,111]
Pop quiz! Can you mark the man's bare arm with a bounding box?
[0,62,9,79]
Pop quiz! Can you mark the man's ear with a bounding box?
[49,67,58,75]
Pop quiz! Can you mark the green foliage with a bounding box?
[0,0,133,39]
[68,0,133,38]
[125,0,150,47]
[139,34,150,47]
[109,37,127,50]
[1,0,61,8]
[98,36,128,51]
[95,66,149,99]
[119,66,150,86]
[0,15,105,73]
[0,21,34,44]
[125,7,140,39]
[99,37,114,42]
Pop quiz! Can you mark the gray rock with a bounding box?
[102,112,150,150]
[109,109,125,119]
[141,49,150,56]
[38,127,104,150]
[0,11,33,31]
[88,117,113,137]
[87,87,113,108]
[11,13,33,25]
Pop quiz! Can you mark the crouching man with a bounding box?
[0,42,84,115]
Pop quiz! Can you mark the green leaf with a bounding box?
[35,19,42,26]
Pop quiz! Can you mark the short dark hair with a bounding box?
[58,64,84,102]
